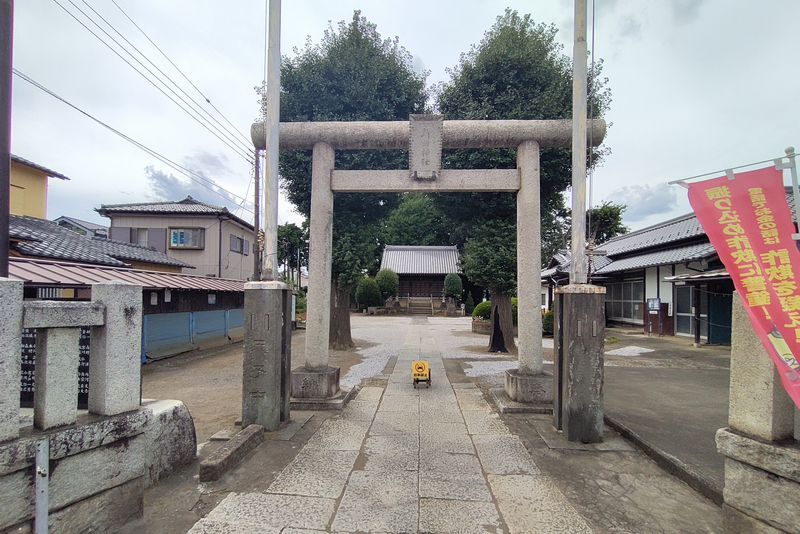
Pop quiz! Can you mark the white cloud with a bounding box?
[608,183,678,223]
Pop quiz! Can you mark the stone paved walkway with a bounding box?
[188,322,591,533]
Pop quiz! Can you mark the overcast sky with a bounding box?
[10,0,800,232]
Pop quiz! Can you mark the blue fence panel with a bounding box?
[144,312,192,360]
[193,310,228,346]
[227,308,245,341]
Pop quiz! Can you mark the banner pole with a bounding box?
[782,146,800,240]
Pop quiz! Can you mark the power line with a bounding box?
[50,0,254,164]
[62,0,253,160]
[109,0,252,149]
[83,0,252,149]
[14,68,253,213]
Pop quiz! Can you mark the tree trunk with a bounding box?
[488,293,517,353]
[329,280,354,350]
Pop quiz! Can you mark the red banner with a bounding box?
[688,167,800,408]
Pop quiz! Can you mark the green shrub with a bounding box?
[472,300,492,320]
[355,277,382,308]
[375,269,399,299]
[472,297,518,323]
[295,292,307,314]
[444,273,463,298]
[465,292,475,314]
[542,310,554,336]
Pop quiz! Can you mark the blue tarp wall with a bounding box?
[143,308,245,361]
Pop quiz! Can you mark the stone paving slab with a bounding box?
[419,498,504,534]
[488,474,592,533]
[370,411,420,436]
[339,401,379,422]
[420,407,464,423]
[420,470,493,502]
[303,419,371,451]
[354,386,384,401]
[363,434,419,472]
[455,390,493,412]
[331,470,419,533]
[463,412,511,435]
[188,519,264,533]
[385,381,419,396]
[421,431,475,455]
[420,420,467,436]
[471,434,540,475]
[377,394,419,413]
[421,451,483,475]
[194,492,336,532]
[266,448,358,499]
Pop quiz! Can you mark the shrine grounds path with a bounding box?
[137,316,726,533]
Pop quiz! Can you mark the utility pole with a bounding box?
[253,149,261,280]
[569,0,588,284]
[262,0,280,281]
[553,0,605,444]
[0,0,13,278]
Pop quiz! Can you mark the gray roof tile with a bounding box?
[10,215,193,268]
[380,245,460,274]
[11,154,70,180]
[594,242,717,274]
[97,196,254,230]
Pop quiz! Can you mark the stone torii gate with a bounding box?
[251,115,606,409]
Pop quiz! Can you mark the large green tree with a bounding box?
[278,12,427,348]
[462,220,517,352]
[381,193,449,246]
[277,222,308,289]
[542,201,628,263]
[436,9,611,352]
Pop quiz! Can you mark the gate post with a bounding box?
[242,281,286,431]
[292,141,347,408]
[502,141,552,407]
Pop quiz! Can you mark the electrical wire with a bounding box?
[80,0,253,151]
[14,68,253,213]
[50,0,254,164]
[109,0,252,148]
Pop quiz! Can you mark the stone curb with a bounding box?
[290,387,356,411]
[489,388,553,415]
[199,425,264,482]
[604,415,722,505]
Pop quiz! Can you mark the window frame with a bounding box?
[230,234,245,254]
[168,227,205,250]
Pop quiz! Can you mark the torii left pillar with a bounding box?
[290,142,351,409]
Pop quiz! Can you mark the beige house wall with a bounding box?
[220,219,254,280]
[107,215,253,279]
[10,162,48,218]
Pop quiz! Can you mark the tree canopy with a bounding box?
[436,9,612,352]
[381,193,449,246]
[277,222,307,284]
[587,201,628,245]
[279,12,428,287]
[436,8,612,258]
[276,11,428,347]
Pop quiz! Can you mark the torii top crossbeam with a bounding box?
[251,119,606,150]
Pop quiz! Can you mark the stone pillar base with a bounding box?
[290,366,353,410]
[504,369,553,403]
[717,427,800,533]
